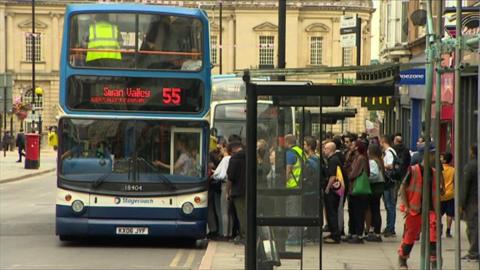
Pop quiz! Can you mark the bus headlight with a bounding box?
[71,200,85,213]
[181,202,194,215]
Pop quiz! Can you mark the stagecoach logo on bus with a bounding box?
[114,197,154,205]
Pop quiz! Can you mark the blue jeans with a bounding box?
[383,184,397,233]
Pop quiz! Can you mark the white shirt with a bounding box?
[383,147,396,167]
[212,155,231,182]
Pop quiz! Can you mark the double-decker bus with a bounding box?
[56,4,211,241]
[211,75,295,143]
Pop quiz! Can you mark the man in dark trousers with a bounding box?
[15,129,25,163]
[226,142,246,244]
[461,144,478,261]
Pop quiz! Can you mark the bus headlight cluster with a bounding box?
[71,200,85,213]
[181,202,194,215]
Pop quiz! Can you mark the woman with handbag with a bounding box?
[365,144,385,242]
[347,139,371,244]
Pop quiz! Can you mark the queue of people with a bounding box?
[205,130,478,267]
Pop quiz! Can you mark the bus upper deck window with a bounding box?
[69,13,203,71]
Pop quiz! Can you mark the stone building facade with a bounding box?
[1,0,375,139]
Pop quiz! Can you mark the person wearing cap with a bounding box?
[397,145,440,269]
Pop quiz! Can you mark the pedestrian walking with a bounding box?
[48,126,58,151]
[323,141,344,244]
[460,144,478,261]
[365,143,385,242]
[346,139,370,244]
[2,131,13,157]
[284,134,304,245]
[15,129,25,163]
[397,147,438,270]
[212,138,233,240]
[226,142,246,244]
[380,135,399,237]
[440,152,455,238]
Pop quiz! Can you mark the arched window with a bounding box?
[23,89,43,110]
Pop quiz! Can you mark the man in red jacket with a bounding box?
[397,149,439,270]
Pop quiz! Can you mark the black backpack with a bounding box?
[385,149,404,182]
[302,157,320,190]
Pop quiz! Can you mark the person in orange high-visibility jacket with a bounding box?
[397,149,442,270]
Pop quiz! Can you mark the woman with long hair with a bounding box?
[346,139,370,243]
[365,143,385,242]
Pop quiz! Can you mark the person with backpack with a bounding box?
[284,134,304,245]
[380,135,400,237]
[302,136,321,242]
[393,134,411,177]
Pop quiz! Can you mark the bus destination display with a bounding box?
[67,76,203,113]
[90,87,182,106]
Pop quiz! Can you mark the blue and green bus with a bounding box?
[56,4,211,241]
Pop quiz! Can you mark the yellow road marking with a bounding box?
[169,249,185,267]
[184,250,196,268]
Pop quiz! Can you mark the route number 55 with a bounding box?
[163,88,182,105]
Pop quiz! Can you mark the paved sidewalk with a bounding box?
[199,210,479,270]
[0,147,57,183]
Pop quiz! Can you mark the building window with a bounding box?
[211,35,218,65]
[343,48,353,66]
[259,35,274,66]
[24,90,43,109]
[25,33,41,62]
[310,36,323,65]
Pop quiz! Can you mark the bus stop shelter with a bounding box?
[243,70,396,269]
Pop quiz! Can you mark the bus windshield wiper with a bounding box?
[92,170,113,189]
[137,157,177,190]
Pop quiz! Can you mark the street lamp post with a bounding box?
[31,0,36,134]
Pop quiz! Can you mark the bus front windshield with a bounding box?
[69,13,203,71]
[59,118,206,190]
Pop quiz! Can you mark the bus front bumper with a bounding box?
[56,217,206,239]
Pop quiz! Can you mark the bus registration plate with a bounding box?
[116,227,149,235]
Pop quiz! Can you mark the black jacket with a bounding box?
[227,150,246,198]
[393,143,411,176]
[461,158,478,209]
[16,133,25,149]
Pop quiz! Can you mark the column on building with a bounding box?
[6,13,13,72]
[228,14,235,73]
[0,7,5,74]
[51,13,59,72]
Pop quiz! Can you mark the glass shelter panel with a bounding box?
[255,97,323,270]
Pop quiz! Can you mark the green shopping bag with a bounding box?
[351,170,372,195]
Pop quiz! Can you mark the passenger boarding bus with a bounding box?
[211,75,295,143]
[56,4,211,241]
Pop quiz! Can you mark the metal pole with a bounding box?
[31,0,36,133]
[245,72,257,270]
[453,0,462,269]
[420,0,435,268]
[278,0,286,80]
[318,96,323,270]
[219,0,223,74]
[341,8,345,133]
[434,1,443,269]
[356,16,361,66]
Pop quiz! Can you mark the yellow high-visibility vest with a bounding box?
[286,146,304,189]
[86,22,121,62]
